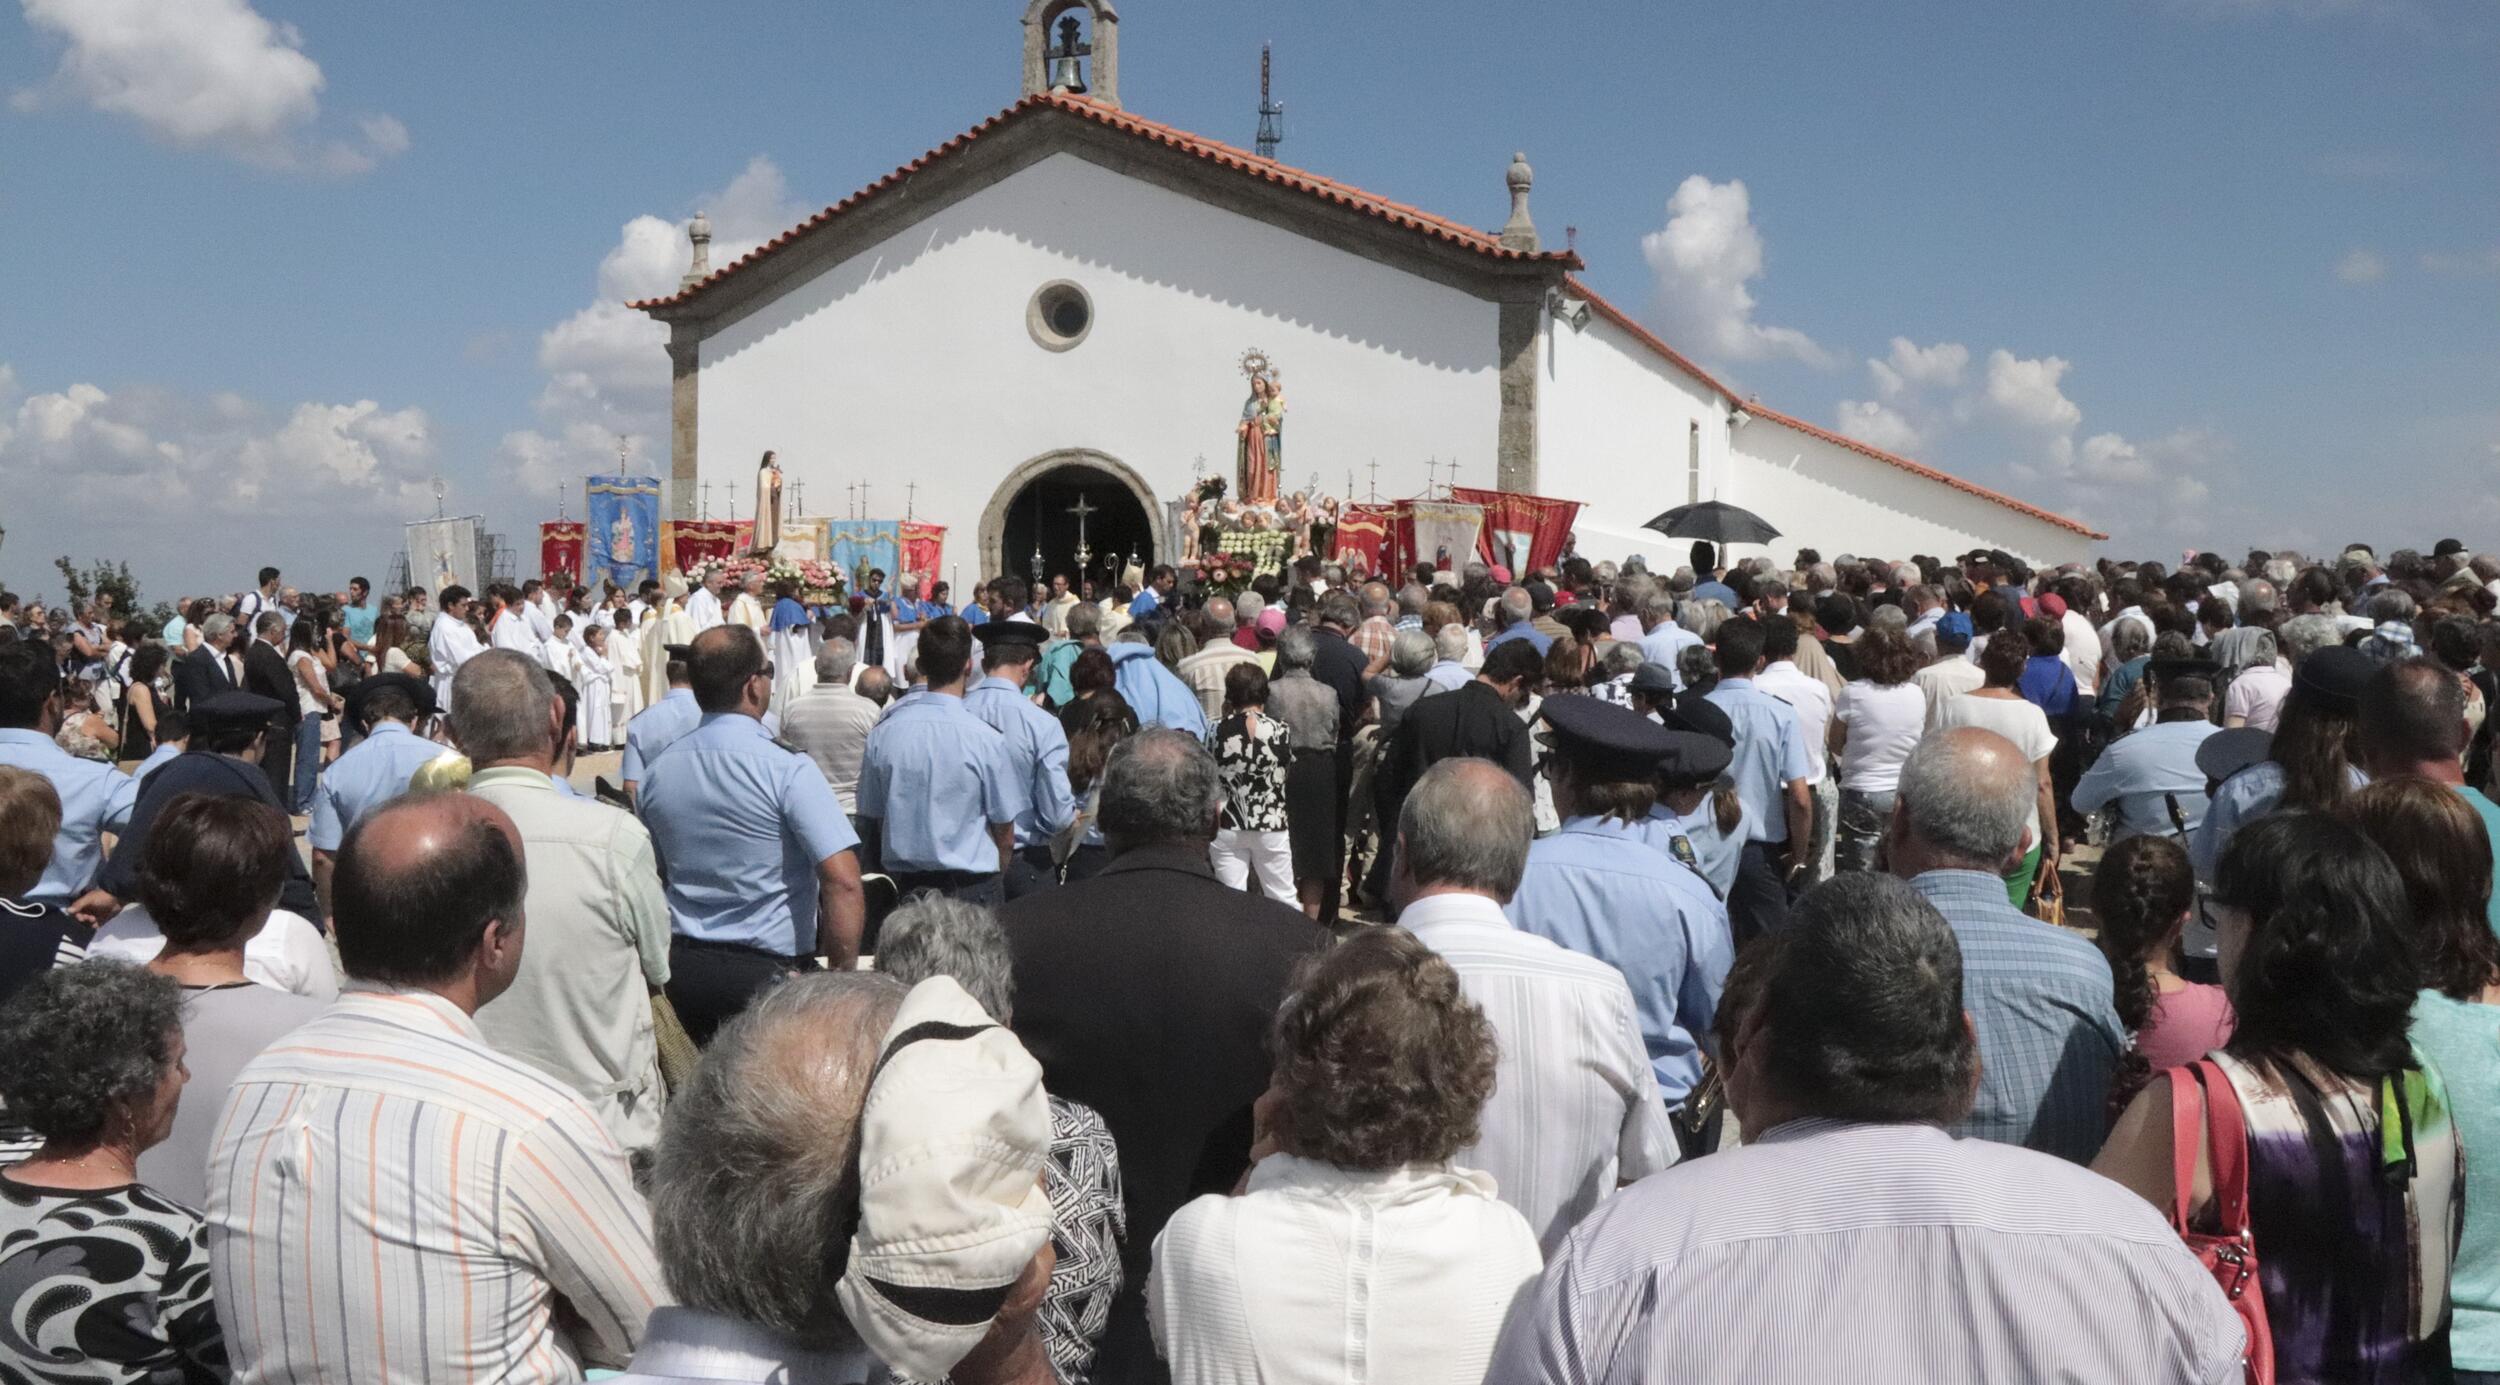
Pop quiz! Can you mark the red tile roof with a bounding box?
[630,91,1577,312]
[1563,277,2106,541]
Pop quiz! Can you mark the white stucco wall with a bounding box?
[1725,417,2096,568]
[693,151,1502,581]
[1536,311,1732,568]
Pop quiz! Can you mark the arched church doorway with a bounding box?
[980,449,1160,596]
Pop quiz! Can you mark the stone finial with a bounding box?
[681,210,713,289]
[1500,151,1538,252]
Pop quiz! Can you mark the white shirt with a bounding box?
[1149,1154,1542,1385]
[1835,680,1928,794]
[525,596,557,644]
[88,906,341,1001]
[493,608,542,663]
[1913,658,1986,728]
[1754,660,1834,784]
[1402,893,1676,1253]
[684,587,726,634]
[2060,609,2103,695]
[428,615,484,708]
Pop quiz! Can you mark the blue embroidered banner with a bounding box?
[585,475,661,590]
[829,520,902,584]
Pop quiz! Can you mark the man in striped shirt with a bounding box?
[1395,758,1677,1255]
[1487,874,2244,1385]
[206,792,664,1383]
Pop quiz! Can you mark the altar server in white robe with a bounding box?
[641,576,696,707]
[611,607,646,727]
[575,623,617,749]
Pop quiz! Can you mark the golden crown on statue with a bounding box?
[1237,347,1278,383]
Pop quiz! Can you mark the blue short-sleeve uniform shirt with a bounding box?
[640,713,859,956]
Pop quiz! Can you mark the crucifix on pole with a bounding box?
[1068,493,1097,572]
[556,479,568,521]
[1367,460,1380,502]
[905,481,918,521]
[699,481,713,520]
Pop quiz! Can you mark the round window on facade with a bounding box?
[1027,280,1092,351]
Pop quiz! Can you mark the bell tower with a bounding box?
[1021,0,1119,108]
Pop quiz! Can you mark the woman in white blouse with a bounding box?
[1148,928,1542,1385]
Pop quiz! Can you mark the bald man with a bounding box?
[207,792,665,1380]
[1888,728,2122,1164]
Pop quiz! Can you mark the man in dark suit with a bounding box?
[240,611,301,810]
[1002,727,1325,1384]
[172,614,240,712]
[1375,637,1541,834]
[1306,590,1372,919]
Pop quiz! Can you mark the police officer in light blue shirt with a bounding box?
[0,642,137,913]
[964,620,1078,900]
[857,615,1027,905]
[1634,726,1738,895]
[1702,619,1812,943]
[1506,695,1732,1113]
[621,645,699,804]
[2071,659,2223,843]
[308,673,447,899]
[638,626,864,1043]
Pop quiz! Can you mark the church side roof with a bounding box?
[629,91,1577,312]
[1564,276,2107,542]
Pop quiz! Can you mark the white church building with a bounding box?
[632,0,2101,584]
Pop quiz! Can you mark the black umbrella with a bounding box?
[1641,500,1781,545]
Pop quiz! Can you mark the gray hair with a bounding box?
[1599,640,1646,679]
[1202,597,1237,631]
[875,895,1014,1024]
[1896,728,2034,867]
[0,960,184,1146]
[1361,583,1395,619]
[1866,604,1909,633]
[1389,629,1434,678]
[2107,619,2151,665]
[1398,758,1533,900]
[1636,588,1677,630]
[1319,590,1361,631]
[2237,578,2278,616]
[1097,728,1221,847]
[199,614,234,640]
[1275,626,1318,674]
[1678,599,1730,642]
[2363,589,2417,624]
[2278,613,2341,664]
[1434,625,1469,662]
[1676,643,1720,694]
[449,650,558,762]
[1498,589,1534,628]
[1762,873,1977,1126]
[2262,558,2298,587]
[1234,591,1265,624]
[1397,584,1430,617]
[814,637,858,686]
[650,971,906,1348]
[1065,603,1101,639]
[253,611,287,639]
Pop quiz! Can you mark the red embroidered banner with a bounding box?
[538,522,585,583]
[1451,487,1581,575]
[1333,505,1394,576]
[662,519,750,574]
[898,522,946,583]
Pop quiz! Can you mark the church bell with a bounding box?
[1045,14,1090,93]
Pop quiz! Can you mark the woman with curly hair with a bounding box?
[1148,927,1539,1384]
[2095,812,2458,1384]
[2092,835,2233,1116]
[0,961,226,1380]
[1829,626,1928,872]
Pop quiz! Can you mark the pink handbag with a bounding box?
[2168,1059,2274,1385]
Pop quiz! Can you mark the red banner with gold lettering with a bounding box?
[539,522,585,582]
[1451,487,1580,575]
[662,519,750,574]
[1332,505,1394,577]
[898,522,946,582]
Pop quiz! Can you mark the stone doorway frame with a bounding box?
[978,447,1163,583]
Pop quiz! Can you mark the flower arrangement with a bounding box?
[770,557,846,604]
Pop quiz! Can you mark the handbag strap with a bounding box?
[2190,1059,2256,1237]
[2167,1064,2204,1231]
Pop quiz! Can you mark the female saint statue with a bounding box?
[750,450,784,555]
[1234,361,1285,507]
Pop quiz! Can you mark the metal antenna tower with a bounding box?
[1255,43,1284,160]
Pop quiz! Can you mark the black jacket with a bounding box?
[1375,678,1533,821]
[171,644,233,712]
[99,751,319,918]
[1001,843,1326,1384]
[241,640,301,728]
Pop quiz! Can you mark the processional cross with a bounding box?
[699,482,713,520]
[1068,494,1097,570]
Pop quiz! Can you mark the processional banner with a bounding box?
[538,522,585,583]
[898,522,946,582]
[663,520,749,574]
[777,517,830,565]
[1452,488,1579,574]
[585,475,661,590]
[1404,500,1486,577]
[1333,505,1395,576]
[407,517,482,597]
[830,520,902,583]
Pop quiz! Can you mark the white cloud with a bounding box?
[14,0,404,173]
[499,156,807,495]
[1834,399,1923,454]
[1867,337,1968,398]
[2334,248,2388,284]
[1639,175,1831,368]
[1983,349,2084,432]
[0,368,436,522]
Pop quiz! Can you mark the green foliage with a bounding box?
[51,557,171,634]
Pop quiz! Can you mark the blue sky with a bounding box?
[2,0,2493,604]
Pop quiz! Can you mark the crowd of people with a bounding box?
[0,531,2497,1383]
